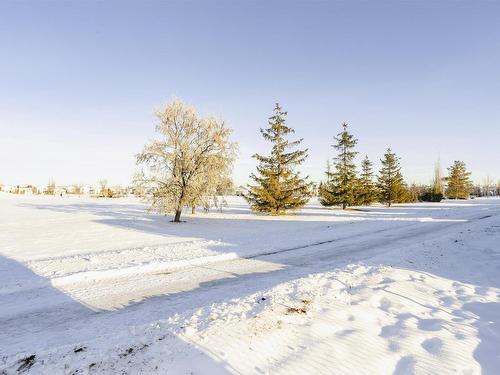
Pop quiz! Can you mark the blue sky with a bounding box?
[1,1,499,187]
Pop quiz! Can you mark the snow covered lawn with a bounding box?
[1,193,499,374]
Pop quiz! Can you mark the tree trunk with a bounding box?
[191,206,196,214]
[173,209,182,222]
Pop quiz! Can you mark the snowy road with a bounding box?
[1,194,500,374]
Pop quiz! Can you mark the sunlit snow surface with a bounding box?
[1,193,499,374]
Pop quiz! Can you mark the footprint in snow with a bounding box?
[417,318,443,332]
[421,337,443,355]
[439,296,456,307]
[381,277,395,284]
[380,324,402,338]
[388,340,400,352]
[393,355,416,375]
[379,297,392,312]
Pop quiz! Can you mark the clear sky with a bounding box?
[1,0,499,187]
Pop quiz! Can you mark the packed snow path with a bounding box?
[1,194,500,374]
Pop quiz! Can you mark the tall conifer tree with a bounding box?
[445,161,473,199]
[378,148,404,207]
[355,155,378,205]
[319,123,358,209]
[245,104,313,214]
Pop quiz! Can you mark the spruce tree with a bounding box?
[246,103,313,215]
[445,161,473,199]
[393,174,416,203]
[319,123,358,209]
[377,148,404,207]
[355,155,378,205]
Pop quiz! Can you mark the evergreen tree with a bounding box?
[245,103,313,215]
[397,180,418,203]
[319,123,358,209]
[445,161,473,199]
[355,155,378,205]
[377,148,405,207]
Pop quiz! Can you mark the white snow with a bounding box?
[1,193,499,374]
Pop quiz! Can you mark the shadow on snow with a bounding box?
[3,198,500,373]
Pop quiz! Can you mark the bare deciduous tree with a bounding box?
[483,175,494,198]
[136,99,237,222]
[98,179,108,197]
[432,157,444,195]
[47,179,56,195]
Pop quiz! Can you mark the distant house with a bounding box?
[109,185,128,197]
[54,187,67,196]
[82,186,97,196]
[16,185,36,195]
[128,185,146,197]
[234,185,248,196]
[66,185,85,195]
[125,186,136,196]
[2,185,16,193]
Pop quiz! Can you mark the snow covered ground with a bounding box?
[1,193,499,374]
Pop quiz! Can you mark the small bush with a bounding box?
[419,191,444,202]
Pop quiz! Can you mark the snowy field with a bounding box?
[1,193,500,374]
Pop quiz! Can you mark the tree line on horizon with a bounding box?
[136,99,475,221]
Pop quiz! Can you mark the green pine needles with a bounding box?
[247,108,473,212]
[356,155,379,206]
[318,123,416,209]
[445,161,473,199]
[319,123,359,209]
[377,148,417,206]
[245,104,313,215]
